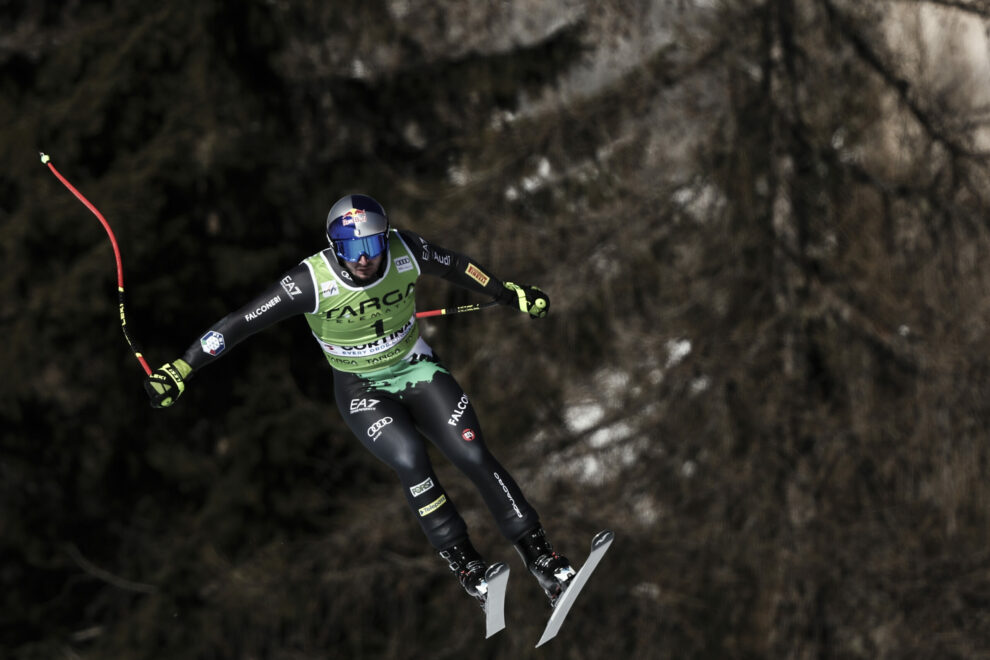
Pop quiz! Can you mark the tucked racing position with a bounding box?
[145,194,576,608]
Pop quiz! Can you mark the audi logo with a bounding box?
[367,417,394,436]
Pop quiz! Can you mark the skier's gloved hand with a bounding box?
[144,359,193,408]
[501,282,550,319]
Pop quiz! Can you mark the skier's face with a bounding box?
[345,253,384,282]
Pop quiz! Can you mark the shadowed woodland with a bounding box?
[3,1,990,658]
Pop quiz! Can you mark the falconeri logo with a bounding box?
[448,394,469,426]
[244,295,282,322]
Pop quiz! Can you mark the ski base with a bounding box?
[535,530,614,647]
[484,562,510,638]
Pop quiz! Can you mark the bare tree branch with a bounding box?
[822,0,990,159]
[65,544,158,595]
[891,0,990,18]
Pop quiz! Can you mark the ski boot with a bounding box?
[439,539,489,608]
[514,526,577,606]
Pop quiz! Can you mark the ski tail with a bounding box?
[484,562,510,638]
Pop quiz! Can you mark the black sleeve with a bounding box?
[180,263,317,372]
[398,229,515,304]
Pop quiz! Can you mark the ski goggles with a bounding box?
[333,234,388,262]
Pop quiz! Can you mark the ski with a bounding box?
[484,562,510,638]
[535,530,614,647]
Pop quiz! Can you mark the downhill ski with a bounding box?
[484,562,510,638]
[535,530,614,647]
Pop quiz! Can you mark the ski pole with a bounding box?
[40,153,153,376]
[415,300,500,319]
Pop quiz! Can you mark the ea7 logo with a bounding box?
[280,275,302,298]
[367,416,393,441]
[350,398,380,413]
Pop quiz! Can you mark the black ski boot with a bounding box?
[514,526,576,606]
[438,539,489,608]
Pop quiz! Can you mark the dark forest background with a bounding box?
[4,1,990,658]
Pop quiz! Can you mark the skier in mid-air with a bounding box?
[145,194,577,608]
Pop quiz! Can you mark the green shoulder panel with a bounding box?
[302,231,422,373]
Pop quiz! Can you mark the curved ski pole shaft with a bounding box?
[40,153,153,376]
[415,300,499,319]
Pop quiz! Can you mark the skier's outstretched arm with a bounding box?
[398,229,549,318]
[144,264,317,408]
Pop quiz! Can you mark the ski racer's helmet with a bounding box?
[326,194,390,262]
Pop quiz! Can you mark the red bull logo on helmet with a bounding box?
[341,208,367,226]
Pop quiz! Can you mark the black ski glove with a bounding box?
[144,359,192,408]
[500,282,550,319]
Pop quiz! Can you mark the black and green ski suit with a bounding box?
[179,229,540,550]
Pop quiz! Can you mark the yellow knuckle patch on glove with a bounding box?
[162,366,186,394]
[516,290,529,313]
[504,282,548,317]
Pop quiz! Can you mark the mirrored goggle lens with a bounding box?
[335,234,388,262]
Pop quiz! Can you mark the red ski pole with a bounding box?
[40,153,153,376]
